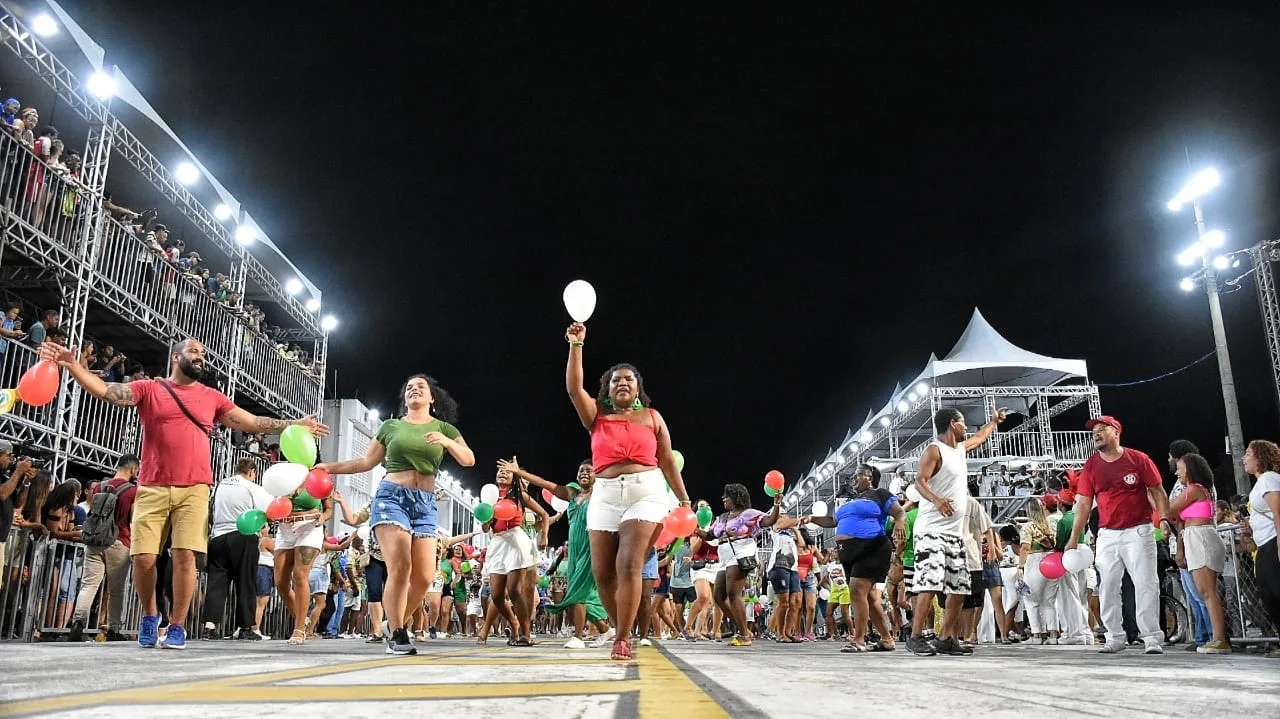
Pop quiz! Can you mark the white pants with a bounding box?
[1096,524,1161,645]
[1056,568,1092,640]
[1023,553,1060,635]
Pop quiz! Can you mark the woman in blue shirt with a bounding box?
[806,464,906,652]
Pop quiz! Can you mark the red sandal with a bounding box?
[611,638,633,660]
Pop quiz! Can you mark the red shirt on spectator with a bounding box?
[1077,448,1162,530]
[102,476,137,548]
[129,379,236,488]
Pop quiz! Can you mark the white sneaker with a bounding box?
[1046,637,1059,645]
[590,627,617,648]
[563,636,587,649]
[639,638,653,647]
[1143,642,1164,655]
[1098,641,1126,653]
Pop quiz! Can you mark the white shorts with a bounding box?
[586,468,670,532]
[486,528,538,575]
[717,538,757,564]
[467,598,483,617]
[693,562,721,585]
[345,594,362,611]
[275,520,324,552]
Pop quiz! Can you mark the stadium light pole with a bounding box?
[1169,168,1248,495]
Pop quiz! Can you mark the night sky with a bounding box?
[61,4,1280,516]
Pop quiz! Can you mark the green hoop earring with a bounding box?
[603,398,615,409]
[631,399,643,410]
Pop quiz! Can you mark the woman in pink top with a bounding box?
[1170,453,1230,654]
[565,321,691,660]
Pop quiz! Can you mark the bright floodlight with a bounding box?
[861,430,873,442]
[907,391,918,402]
[848,442,859,453]
[1177,242,1203,266]
[366,409,380,423]
[915,382,929,394]
[1212,255,1230,270]
[1179,277,1196,292]
[897,400,909,413]
[31,14,57,36]
[234,225,256,245]
[1201,229,1225,248]
[879,416,891,427]
[1168,168,1221,212]
[174,162,199,185]
[213,203,232,221]
[87,71,116,100]
[305,298,321,312]
[284,278,303,295]
[320,315,338,332]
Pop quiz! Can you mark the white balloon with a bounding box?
[811,500,829,517]
[262,462,308,497]
[818,588,831,601]
[480,483,500,505]
[805,522,820,533]
[562,280,597,322]
[1062,546,1094,572]
[551,496,570,513]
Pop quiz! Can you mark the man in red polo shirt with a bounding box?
[1064,416,1171,654]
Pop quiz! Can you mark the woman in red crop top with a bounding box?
[565,321,692,660]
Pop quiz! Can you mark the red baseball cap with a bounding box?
[1040,493,1059,509]
[1085,415,1122,433]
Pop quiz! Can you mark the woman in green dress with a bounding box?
[501,459,610,648]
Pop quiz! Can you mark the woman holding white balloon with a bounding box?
[313,374,475,655]
[563,308,692,661]
[266,461,333,646]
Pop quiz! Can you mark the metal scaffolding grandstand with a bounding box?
[0,3,328,481]
[783,308,1102,516]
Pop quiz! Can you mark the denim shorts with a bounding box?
[642,548,659,580]
[800,572,818,593]
[768,566,801,594]
[256,565,275,597]
[308,562,329,595]
[371,481,438,538]
[982,561,1002,588]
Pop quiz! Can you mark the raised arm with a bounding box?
[565,323,598,429]
[760,494,783,528]
[500,457,574,501]
[218,407,330,438]
[315,439,387,476]
[963,407,1009,452]
[38,342,135,407]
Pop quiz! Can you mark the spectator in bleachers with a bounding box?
[69,454,139,643]
[26,127,60,227]
[93,344,126,383]
[26,309,58,346]
[14,107,37,146]
[45,326,67,347]
[0,303,24,368]
[0,442,35,592]
[0,97,19,128]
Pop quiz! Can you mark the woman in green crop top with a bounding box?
[315,374,475,655]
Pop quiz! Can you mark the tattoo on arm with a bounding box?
[254,416,290,432]
[103,383,138,407]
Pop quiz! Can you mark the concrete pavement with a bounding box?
[1,635,1276,718]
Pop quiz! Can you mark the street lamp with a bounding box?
[1168,168,1248,494]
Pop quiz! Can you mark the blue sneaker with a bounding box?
[139,615,160,648]
[162,624,187,650]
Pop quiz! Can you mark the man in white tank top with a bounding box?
[907,406,1007,656]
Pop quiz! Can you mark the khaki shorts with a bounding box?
[130,484,211,556]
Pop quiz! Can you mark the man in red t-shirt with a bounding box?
[1064,416,1171,654]
[69,453,139,641]
[40,338,328,650]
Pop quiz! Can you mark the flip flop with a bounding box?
[512,638,533,647]
[840,642,868,653]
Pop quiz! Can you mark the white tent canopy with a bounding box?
[927,308,1088,388]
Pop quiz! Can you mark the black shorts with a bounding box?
[670,585,697,605]
[837,535,892,581]
[655,575,671,595]
[364,558,387,603]
[951,570,986,609]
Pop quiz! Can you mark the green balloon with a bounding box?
[280,425,318,467]
[237,509,268,535]
[671,450,685,472]
[696,505,714,528]
[460,561,472,573]
[763,484,779,498]
[538,574,550,589]
[473,502,494,523]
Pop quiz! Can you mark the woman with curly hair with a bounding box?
[1243,439,1280,656]
[702,482,776,646]
[315,374,475,655]
[564,321,691,660]
[1170,452,1231,653]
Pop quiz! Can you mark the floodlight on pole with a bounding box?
[87,71,116,100]
[213,204,232,221]
[1213,255,1230,270]
[305,298,321,312]
[320,315,338,332]
[1167,168,1220,212]
[234,226,256,245]
[1177,242,1203,266]
[367,409,380,423]
[31,14,57,36]
[1202,229,1225,248]
[284,278,303,295]
[1180,277,1196,292]
[174,162,199,185]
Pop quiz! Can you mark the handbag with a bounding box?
[156,379,226,529]
[736,556,759,573]
[689,559,707,571]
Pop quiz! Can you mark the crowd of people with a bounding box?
[2,320,1277,669]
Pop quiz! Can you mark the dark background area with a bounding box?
[50,5,1280,517]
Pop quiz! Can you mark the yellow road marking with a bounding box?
[637,650,730,719]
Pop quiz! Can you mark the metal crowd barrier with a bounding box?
[1217,523,1277,645]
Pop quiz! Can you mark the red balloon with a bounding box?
[764,470,785,492]
[265,496,292,521]
[303,468,334,500]
[17,360,60,407]
[462,544,475,558]
[494,498,521,522]
[542,488,555,505]
[655,527,676,548]
[663,506,698,537]
[1039,552,1067,580]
